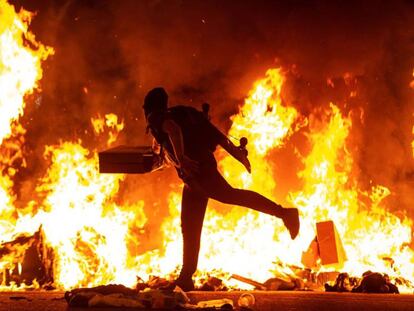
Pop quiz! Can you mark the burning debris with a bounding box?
[230,274,299,291]
[0,227,54,288]
[325,271,399,294]
[65,285,153,308]
[65,284,234,309]
[301,220,347,268]
[63,270,403,310]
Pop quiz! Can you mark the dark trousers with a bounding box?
[179,167,284,280]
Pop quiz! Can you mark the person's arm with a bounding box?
[218,135,251,173]
[152,138,161,155]
[162,119,199,176]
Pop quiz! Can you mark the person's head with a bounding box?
[143,87,168,120]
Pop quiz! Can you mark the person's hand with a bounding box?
[152,138,161,155]
[234,148,251,173]
[178,155,200,177]
[240,153,251,173]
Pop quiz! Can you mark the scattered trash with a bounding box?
[325,271,399,293]
[197,298,233,309]
[263,277,296,290]
[65,284,237,309]
[199,276,227,291]
[353,271,399,294]
[231,273,303,291]
[237,293,255,308]
[230,274,266,290]
[324,273,357,292]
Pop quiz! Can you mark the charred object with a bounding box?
[0,227,54,288]
[325,271,399,293]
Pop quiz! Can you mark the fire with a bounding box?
[0,0,413,292]
[220,68,299,193]
[290,105,414,290]
[0,0,141,289]
[412,122,414,158]
[91,113,125,146]
[229,69,298,156]
[1,136,145,289]
[410,70,414,89]
[0,105,137,288]
[0,0,52,243]
[33,141,143,288]
[0,0,53,143]
[149,69,414,290]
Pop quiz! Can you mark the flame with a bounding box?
[410,70,414,89]
[220,68,299,192]
[152,69,414,290]
[0,0,52,243]
[0,0,53,143]
[91,113,124,146]
[290,105,414,290]
[0,1,141,288]
[0,0,413,291]
[2,136,145,289]
[33,141,143,288]
[412,121,414,158]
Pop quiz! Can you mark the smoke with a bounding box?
[10,0,414,220]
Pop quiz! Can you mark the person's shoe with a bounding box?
[174,277,195,292]
[282,208,300,239]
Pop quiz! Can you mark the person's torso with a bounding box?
[148,105,223,166]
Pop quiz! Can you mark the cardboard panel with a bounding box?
[316,220,347,266]
[301,237,319,268]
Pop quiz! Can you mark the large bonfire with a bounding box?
[0,0,413,292]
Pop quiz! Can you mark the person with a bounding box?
[143,87,300,291]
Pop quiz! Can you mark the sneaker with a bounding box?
[175,277,195,292]
[282,208,300,239]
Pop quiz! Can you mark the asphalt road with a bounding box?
[0,290,413,311]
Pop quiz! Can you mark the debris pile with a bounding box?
[0,227,54,288]
[325,271,399,294]
[65,284,239,310]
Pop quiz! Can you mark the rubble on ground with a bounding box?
[325,271,399,293]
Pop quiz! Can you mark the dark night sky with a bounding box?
[7,0,414,218]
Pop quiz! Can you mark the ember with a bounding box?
[0,0,414,300]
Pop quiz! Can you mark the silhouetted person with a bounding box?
[143,87,299,291]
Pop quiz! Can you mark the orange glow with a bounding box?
[0,0,413,292]
[0,0,53,143]
[412,120,414,158]
[0,0,52,253]
[34,141,141,288]
[91,113,125,146]
[290,105,414,291]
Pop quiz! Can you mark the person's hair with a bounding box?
[143,87,168,117]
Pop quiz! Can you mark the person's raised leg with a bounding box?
[176,184,208,291]
[192,169,299,239]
